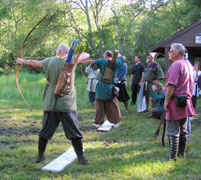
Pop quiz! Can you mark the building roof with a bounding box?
[151,19,201,53]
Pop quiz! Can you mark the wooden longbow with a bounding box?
[16,14,48,111]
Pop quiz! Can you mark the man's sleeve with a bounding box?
[42,58,50,74]
[156,64,164,80]
[167,62,181,87]
[131,66,135,75]
[94,59,102,69]
[116,57,124,69]
[142,64,145,72]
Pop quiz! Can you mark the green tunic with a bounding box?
[144,62,164,83]
[143,62,164,98]
[42,56,76,112]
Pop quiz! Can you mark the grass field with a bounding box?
[0,73,201,180]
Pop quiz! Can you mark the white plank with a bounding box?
[97,120,114,132]
[42,148,85,172]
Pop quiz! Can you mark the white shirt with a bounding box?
[85,66,100,92]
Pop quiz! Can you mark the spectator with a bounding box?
[163,43,194,161]
[116,56,130,112]
[192,62,201,108]
[130,56,145,105]
[143,53,164,112]
[150,83,165,119]
[85,65,100,106]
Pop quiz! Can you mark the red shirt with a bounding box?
[165,59,195,120]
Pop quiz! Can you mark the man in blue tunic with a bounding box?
[116,57,130,112]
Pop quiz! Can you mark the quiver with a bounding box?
[102,60,115,84]
[54,63,75,96]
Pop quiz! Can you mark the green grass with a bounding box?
[0,73,201,180]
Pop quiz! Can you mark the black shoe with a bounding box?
[78,157,89,165]
[72,139,88,165]
[35,152,45,163]
[36,137,48,163]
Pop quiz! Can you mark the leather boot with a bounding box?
[71,138,88,165]
[168,135,179,161]
[178,133,188,158]
[35,137,48,163]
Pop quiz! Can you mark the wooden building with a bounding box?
[151,19,201,72]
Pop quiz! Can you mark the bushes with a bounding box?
[0,67,4,75]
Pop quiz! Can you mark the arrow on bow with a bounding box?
[16,14,49,111]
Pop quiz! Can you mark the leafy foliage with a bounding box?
[0,0,200,73]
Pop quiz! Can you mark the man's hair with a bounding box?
[155,82,164,89]
[171,43,185,56]
[135,55,141,59]
[104,50,113,57]
[57,44,69,54]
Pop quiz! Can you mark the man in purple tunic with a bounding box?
[164,43,194,161]
[143,53,164,112]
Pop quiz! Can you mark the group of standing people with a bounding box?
[130,43,195,161]
[85,50,165,119]
[130,53,164,117]
[16,41,196,165]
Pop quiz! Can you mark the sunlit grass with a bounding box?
[0,73,201,180]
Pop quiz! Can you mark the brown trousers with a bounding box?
[95,97,121,125]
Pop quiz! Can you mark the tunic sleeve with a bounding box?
[94,59,105,72]
[42,58,51,74]
[156,64,164,80]
[167,62,181,87]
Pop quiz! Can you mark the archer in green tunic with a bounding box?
[42,56,77,112]
[16,43,90,165]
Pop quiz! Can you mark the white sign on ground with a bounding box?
[97,120,118,132]
[42,148,85,172]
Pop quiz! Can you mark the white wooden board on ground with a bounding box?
[42,148,85,172]
[137,82,146,112]
[97,120,116,132]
